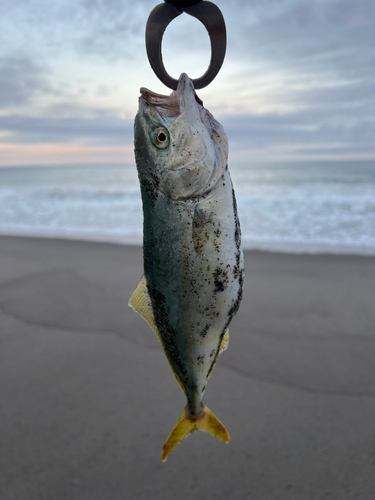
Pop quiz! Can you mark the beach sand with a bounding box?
[1,235,375,499]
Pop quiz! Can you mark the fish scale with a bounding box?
[130,73,244,461]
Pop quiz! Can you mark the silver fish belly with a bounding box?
[129,73,244,461]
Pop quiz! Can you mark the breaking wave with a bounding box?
[1,161,375,254]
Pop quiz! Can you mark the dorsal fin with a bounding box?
[128,275,186,395]
[128,275,162,343]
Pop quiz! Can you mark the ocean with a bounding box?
[1,161,375,255]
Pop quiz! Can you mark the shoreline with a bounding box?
[1,229,375,257]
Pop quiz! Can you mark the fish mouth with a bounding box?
[140,73,203,119]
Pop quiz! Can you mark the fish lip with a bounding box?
[140,88,181,118]
[140,72,186,102]
[140,73,202,118]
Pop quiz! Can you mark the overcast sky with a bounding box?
[0,0,374,166]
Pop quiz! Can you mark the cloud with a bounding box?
[0,109,133,146]
[0,0,154,60]
[0,0,374,163]
[223,103,375,158]
[228,0,375,80]
[0,143,134,167]
[0,56,50,109]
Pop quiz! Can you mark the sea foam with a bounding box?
[0,161,374,255]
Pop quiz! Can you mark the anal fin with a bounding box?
[206,329,229,385]
[219,329,229,355]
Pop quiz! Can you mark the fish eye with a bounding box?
[151,127,170,149]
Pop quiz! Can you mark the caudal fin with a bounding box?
[161,404,229,462]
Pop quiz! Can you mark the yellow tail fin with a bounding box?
[161,404,229,462]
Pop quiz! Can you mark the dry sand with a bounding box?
[1,235,375,499]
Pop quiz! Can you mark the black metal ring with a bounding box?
[165,0,202,9]
[145,1,227,90]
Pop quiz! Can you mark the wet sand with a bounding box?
[1,235,375,499]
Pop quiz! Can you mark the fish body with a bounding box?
[130,74,244,461]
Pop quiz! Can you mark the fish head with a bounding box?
[134,73,227,201]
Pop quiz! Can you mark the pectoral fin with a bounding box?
[192,206,213,254]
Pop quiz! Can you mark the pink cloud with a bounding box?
[0,143,135,166]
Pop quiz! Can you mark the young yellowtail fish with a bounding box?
[129,73,244,462]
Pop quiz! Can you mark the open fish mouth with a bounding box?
[140,73,203,118]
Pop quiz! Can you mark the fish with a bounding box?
[129,73,244,462]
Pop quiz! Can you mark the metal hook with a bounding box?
[145,0,227,90]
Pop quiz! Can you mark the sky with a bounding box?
[0,0,374,166]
